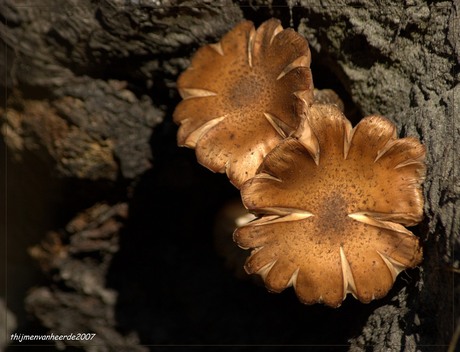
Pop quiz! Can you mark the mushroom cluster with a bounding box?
[174,18,426,307]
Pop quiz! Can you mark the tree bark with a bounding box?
[1,0,458,351]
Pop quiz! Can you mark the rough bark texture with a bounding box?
[1,0,458,351]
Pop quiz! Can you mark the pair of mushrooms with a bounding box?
[173,19,426,307]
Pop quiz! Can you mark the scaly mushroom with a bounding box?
[173,19,314,188]
[234,103,425,307]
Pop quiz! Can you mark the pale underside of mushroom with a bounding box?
[234,103,426,307]
[173,18,314,188]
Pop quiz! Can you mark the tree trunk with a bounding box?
[1,0,458,351]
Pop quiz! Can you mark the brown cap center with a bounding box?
[314,190,351,236]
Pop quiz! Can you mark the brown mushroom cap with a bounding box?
[173,19,314,188]
[234,103,425,307]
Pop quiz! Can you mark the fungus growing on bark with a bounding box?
[234,103,426,307]
[173,19,314,188]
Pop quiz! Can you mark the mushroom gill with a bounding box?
[173,19,314,188]
[233,103,426,307]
